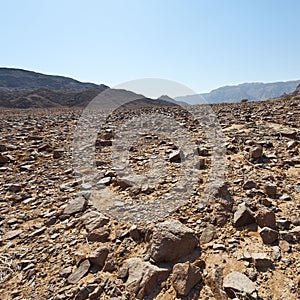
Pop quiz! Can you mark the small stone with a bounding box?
[276,219,291,230]
[53,148,64,159]
[123,258,169,299]
[233,202,255,227]
[60,266,72,278]
[264,182,277,198]
[280,194,291,201]
[213,243,226,251]
[0,153,9,163]
[255,209,276,229]
[81,211,109,231]
[169,149,184,163]
[4,229,23,240]
[250,145,263,159]
[171,262,202,296]
[279,240,290,252]
[251,253,273,268]
[290,226,300,241]
[63,196,86,215]
[243,180,257,190]
[8,184,22,193]
[259,227,279,244]
[200,224,217,244]
[87,227,110,242]
[205,267,227,300]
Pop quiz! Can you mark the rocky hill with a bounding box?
[176,80,300,104]
[0,68,108,91]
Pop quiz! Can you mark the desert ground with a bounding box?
[0,98,299,299]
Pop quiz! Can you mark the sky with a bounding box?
[1,0,300,94]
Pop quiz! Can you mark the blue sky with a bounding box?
[1,0,299,93]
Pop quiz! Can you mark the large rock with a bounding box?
[170,262,202,296]
[259,227,279,244]
[123,258,169,299]
[223,271,257,299]
[150,220,198,262]
[233,202,255,227]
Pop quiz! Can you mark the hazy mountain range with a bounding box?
[0,67,299,108]
[175,80,300,104]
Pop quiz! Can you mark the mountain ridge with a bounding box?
[0,67,108,91]
[175,80,300,104]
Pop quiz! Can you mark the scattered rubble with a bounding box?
[0,97,299,299]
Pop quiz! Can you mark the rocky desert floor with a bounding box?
[0,98,299,300]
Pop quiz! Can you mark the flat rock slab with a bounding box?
[223,271,257,298]
[67,259,90,284]
[63,196,86,215]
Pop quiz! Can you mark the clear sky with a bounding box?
[1,0,299,94]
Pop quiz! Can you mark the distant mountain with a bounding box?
[158,95,189,106]
[0,68,188,108]
[175,80,300,104]
[0,67,108,91]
